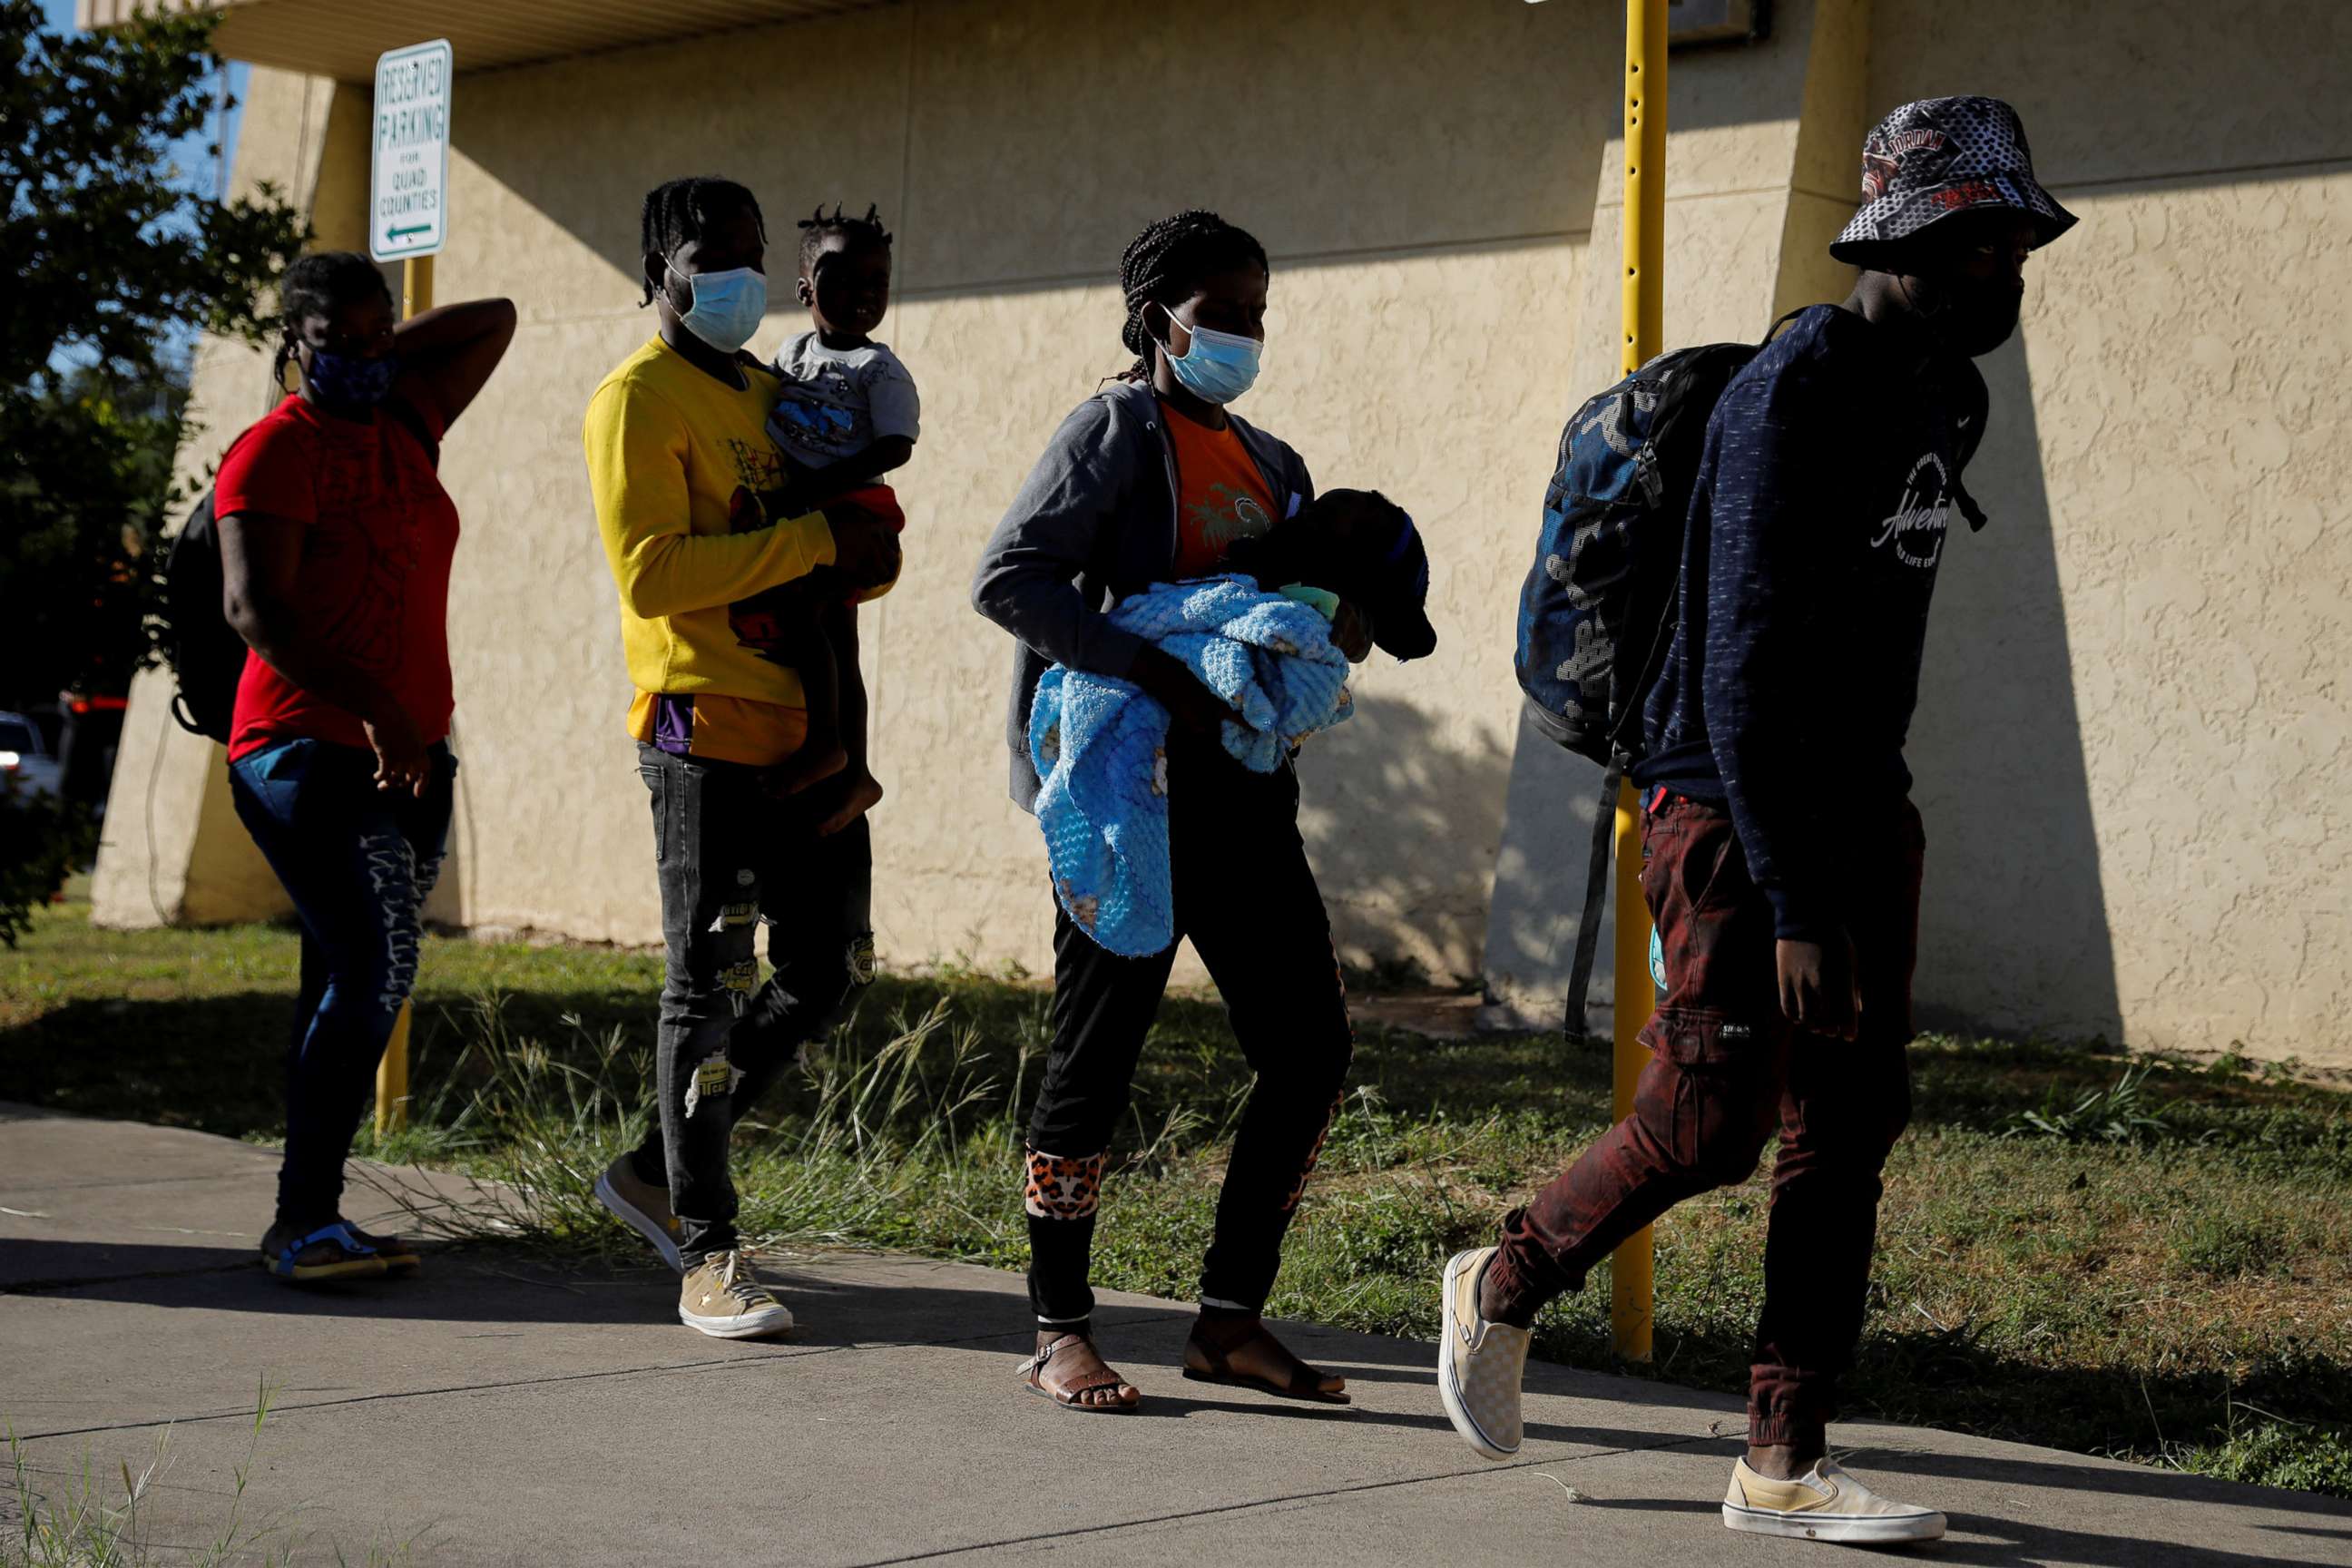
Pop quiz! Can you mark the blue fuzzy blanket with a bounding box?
[1030,576,1353,956]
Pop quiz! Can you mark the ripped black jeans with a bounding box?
[632,743,875,1264]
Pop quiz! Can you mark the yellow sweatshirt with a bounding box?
[584,336,839,766]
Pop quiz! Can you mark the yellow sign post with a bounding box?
[1609,0,1667,1363]
[402,254,433,320]
[376,1004,412,1139]
[372,253,433,1142]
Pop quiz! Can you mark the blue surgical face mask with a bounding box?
[1161,311,1263,406]
[303,348,398,416]
[668,261,768,354]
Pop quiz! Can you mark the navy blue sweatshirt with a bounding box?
[1629,304,1988,941]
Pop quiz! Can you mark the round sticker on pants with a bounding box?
[1649,926,1667,995]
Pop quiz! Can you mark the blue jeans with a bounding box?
[229,737,456,1227]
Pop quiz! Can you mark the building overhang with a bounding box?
[75,1,900,82]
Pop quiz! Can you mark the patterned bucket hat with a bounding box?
[1831,95,2076,265]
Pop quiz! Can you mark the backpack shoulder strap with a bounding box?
[1561,760,1624,1046]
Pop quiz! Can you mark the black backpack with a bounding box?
[159,398,440,745]
[159,491,247,743]
[1517,314,1800,1039]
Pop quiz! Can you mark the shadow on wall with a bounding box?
[1478,328,2123,1048]
[445,0,1624,298]
[1906,328,2121,1043]
[1297,691,1512,985]
[1480,706,1617,1038]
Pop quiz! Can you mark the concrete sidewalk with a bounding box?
[3,1104,2347,1567]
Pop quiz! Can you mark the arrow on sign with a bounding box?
[386,223,434,240]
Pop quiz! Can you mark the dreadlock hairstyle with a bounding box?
[271,251,393,389]
[1115,210,1269,381]
[639,176,768,307]
[798,203,893,274]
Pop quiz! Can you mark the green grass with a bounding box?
[6,887,2351,1498]
[5,1384,416,1566]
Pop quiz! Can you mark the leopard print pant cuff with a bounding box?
[1024,1147,1107,1220]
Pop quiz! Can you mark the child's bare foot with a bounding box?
[764,740,848,798]
[814,769,884,837]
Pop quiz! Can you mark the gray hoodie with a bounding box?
[970,379,1315,810]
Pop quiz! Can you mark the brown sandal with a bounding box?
[1017,1332,1142,1412]
[1182,1318,1351,1405]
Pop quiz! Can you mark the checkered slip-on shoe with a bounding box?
[1436,1247,1530,1461]
[1722,1457,1946,1544]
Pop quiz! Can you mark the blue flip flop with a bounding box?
[261,1220,388,1282]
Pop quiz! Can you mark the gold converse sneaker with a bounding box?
[1722,1456,1946,1544]
[594,1152,683,1271]
[1437,1247,1530,1461]
[678,1250,795,1339]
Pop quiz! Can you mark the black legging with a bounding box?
[1024,729,1355,1327]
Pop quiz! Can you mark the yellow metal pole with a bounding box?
[1609,0,1667,1363]
[401,253,434,319]
[377,1004,411,1139]
[374,254,435,1141]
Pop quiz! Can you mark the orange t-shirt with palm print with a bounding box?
[1163,401,1278,577]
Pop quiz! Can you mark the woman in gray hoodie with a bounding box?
[972,211,1370,1412]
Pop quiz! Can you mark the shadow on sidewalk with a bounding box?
[1276,1324,2352,1528]
[11,1228,2351,1563]
[1,1235,1178,1350]
[1580,1493,2330,1568]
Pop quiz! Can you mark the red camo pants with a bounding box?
[1487,791,1924,1450]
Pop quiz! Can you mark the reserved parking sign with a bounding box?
[370,39,451,262]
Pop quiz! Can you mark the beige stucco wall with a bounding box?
[1485,0,2352,1069]
[1870,0,2352,1058]
[279,0,1627,982]
[96,0,2352,1067]
[1484,0,1867,1028]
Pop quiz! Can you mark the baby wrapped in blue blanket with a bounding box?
[1032,491,1435,955]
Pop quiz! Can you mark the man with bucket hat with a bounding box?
[1434,97,2073,1543]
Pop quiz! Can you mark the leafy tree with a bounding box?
[0,784,97,946]
[0,0,307,941]
[2,0,307,704]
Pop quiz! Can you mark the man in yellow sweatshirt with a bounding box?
[583,176,901,1339]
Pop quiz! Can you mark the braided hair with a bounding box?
[639,176,767,307]
[1116,210,1268,380]
[798,202,892,274]
[272,251,392,389]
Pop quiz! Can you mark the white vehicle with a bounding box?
[0,711,63,800]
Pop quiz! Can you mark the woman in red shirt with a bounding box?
[214,251,514,1283]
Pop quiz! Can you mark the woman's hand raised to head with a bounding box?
[391,298,517,430]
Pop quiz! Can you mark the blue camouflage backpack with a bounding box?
[1515,313,1807,768]
[1516,313,1799,1038]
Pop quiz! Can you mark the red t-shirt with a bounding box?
[212,393,457,761]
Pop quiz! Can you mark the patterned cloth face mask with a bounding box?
[1160,311,1263,406]
[302,348,398,416]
